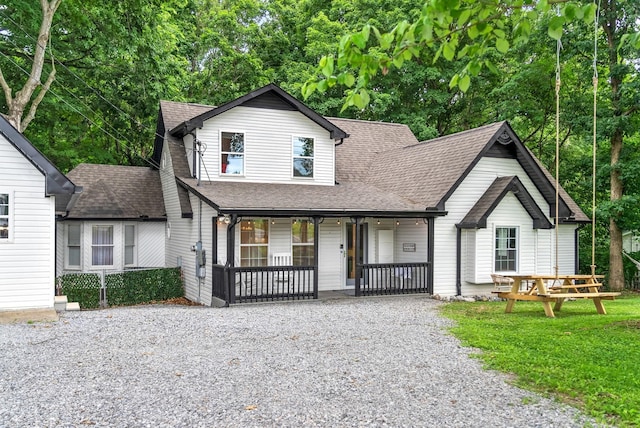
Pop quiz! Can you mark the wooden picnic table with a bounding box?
[493,274,620,318]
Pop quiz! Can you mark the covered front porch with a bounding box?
[210,213,439,304]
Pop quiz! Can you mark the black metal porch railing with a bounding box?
[359,262,431,296]
[211,264,316,304]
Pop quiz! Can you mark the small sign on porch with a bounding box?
[402,243,416,252]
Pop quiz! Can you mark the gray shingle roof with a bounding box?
[156,99,588,223]
[159,100,213,132]
[63,164,165,220]
[459,176,553,229]
[365,122,505,208]
[178,178,428,216]
[329,118,419,182]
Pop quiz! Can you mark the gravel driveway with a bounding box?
[1,295,603,427]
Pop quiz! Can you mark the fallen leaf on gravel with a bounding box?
[245,405,257,411]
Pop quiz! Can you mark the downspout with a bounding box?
[456,225,462,296]
[575,224,585,274]
[312,216,321,299]
[354,217,362,297]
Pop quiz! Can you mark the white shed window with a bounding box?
[0,193,9,240]
[124,225,136,266]
[67,224,81,268]
[292,136,314,178]
[92,225,114,266]
[221,132,244,175]
[495,227,517,272]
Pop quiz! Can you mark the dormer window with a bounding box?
[221,132,244,175]
[293,136,314,178]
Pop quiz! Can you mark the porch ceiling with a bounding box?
[177,178,444,217]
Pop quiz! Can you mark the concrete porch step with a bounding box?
[54,296,81,312]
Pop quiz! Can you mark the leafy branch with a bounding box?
[302,0,599,111]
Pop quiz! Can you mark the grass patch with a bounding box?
[440,295,640,427]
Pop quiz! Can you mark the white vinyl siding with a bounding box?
[0,133,56,310]
[195,107,335,186]
[438,156,554,296]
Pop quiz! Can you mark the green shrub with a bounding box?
[59,273,101,309]
[59,268,183,309]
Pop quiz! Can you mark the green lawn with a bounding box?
[440,294,640,427]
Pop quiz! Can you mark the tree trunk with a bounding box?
[603,0,625,291]
[0,0,62,132]
[609,129,624,291]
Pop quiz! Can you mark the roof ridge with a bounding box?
[160,99,215,109]
[416,121,506,145]
[327,117,411,127]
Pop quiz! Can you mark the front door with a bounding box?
[346,222,367,286]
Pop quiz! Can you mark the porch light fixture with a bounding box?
[271,219,275,225]
[377,219,381,225]
[337,219,341,225]
[415,219,419,225]
[396,219,400,226]
[223,215,231,224]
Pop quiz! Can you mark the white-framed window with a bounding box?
[495,226,518,272]
[124,224,136,266]
[92,225,114,266]
[292,136,314,178]
[66,223,82,269]
[221,131,244,175]
[240,219,269,266]
[292,219,314,266]
[0,192,10,241]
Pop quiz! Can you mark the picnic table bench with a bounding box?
[492,274,620,318]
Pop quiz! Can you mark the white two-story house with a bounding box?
[152,84,588,305]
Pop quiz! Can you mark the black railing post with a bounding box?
[225,267,235,304]
[354,217,362,297]
[312,216,321,299]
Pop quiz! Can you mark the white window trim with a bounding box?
[291,136,314,179]
[65,223,82,270]
[238,219,270,267]
[493,225,519,273]
[90,224,115,269]
[291,218,314,266]
[0,190,14,243]
[123,223,137,267]
[220,130,246,177]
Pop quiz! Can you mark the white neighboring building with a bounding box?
[0,116,80,311]
[56,164,166,275]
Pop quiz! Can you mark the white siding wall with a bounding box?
[58,221,165,272]
[160,138,201,303]
[435,156,558,296]
[0,134,56,310]
[195,107,335,186]
[137,222,166,267]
